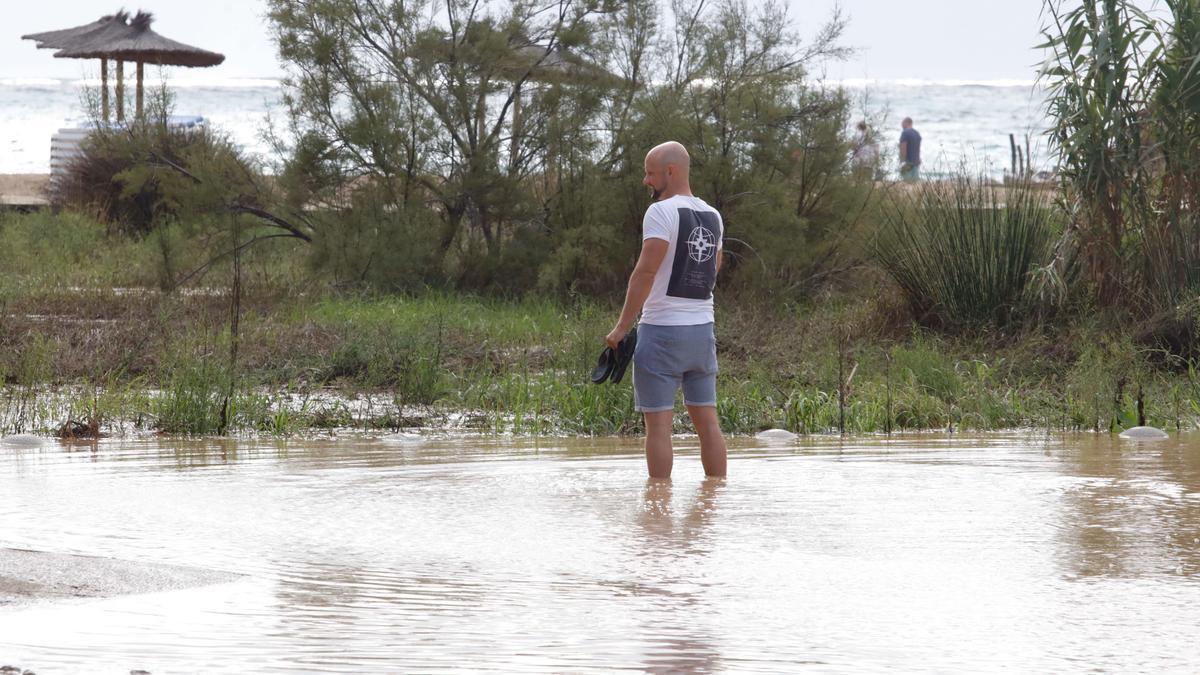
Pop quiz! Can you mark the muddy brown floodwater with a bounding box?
[2,432,1199,672]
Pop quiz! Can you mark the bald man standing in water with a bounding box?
[606,142,728,478]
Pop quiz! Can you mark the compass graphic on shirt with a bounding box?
[686,226,716,263]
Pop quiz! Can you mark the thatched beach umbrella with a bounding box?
[21,12,129,122]
[52,11,225,122]
[21,12,124,47]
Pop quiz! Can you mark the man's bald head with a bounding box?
[643,141,693,201]
[647,141,691,172]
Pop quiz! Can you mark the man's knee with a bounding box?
[686,405,722,434]
[644,410,674,434]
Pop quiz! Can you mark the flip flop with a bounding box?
[609,327,638,385]
[590,346,616,384]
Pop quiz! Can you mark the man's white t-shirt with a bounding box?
[641,194,724,326]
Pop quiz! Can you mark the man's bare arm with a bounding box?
[607,238,669,348]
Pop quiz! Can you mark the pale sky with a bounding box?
[4,0,1058,82]
[804,0,1050,82]
[7,0,280,80]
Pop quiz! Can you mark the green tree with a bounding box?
[268,0,859,296]
[268,0,618,288]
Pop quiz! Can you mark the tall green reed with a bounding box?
[1040,0,1200,314]
[1139,0,1200,308]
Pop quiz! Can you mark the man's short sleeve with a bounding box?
[715,210,724,250]
[643,203,673,242]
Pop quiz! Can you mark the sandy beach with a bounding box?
[0,547,237,607]
[0,174,49,206]
[0,546,234,673]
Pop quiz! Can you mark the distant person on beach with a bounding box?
[899,117,922,181]
[850,121,880,178]
[606,141,728,479]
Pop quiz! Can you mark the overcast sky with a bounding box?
[805,0,1049,82]
[4,0,1057,81]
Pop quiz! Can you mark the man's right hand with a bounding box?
[605,326,625,350]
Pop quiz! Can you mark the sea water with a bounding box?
[0,77,1052,178]
[0,77,282,174]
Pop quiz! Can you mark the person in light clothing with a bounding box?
[850,120,880,177]
[605,141,728,479]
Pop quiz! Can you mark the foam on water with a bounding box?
[838,77,1040,88]
[0,78,65,88]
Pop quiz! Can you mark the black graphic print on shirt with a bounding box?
[666,208,721,300]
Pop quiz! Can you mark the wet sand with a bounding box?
[0,174,49,206]
[0,547,238,607]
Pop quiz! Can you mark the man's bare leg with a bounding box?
[644,410,674,478]
[686,404,727,476]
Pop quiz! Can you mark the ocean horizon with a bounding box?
[0,76,1053,176]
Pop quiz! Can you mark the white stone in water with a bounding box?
[0,434,47,448]
[1118,426,1169,440]
[755,428,798,442]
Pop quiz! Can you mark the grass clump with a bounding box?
[874,177,1056,328]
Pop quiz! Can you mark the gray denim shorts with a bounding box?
[632,322,718,413]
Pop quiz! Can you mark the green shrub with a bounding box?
[50,121,259,236]
[874,176,1056,328]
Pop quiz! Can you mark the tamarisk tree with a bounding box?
[269,0,621,286]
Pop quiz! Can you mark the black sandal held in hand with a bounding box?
[591,327,637,385]
[590,346,617,384]
[609,327,637,385]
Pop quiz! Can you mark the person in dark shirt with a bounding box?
[899,117,922,181]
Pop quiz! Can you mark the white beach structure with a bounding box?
[49,115,207,190]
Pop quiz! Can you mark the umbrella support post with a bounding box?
[100,57,109,123]
[115,60,124,123]
[136,61,144,120]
